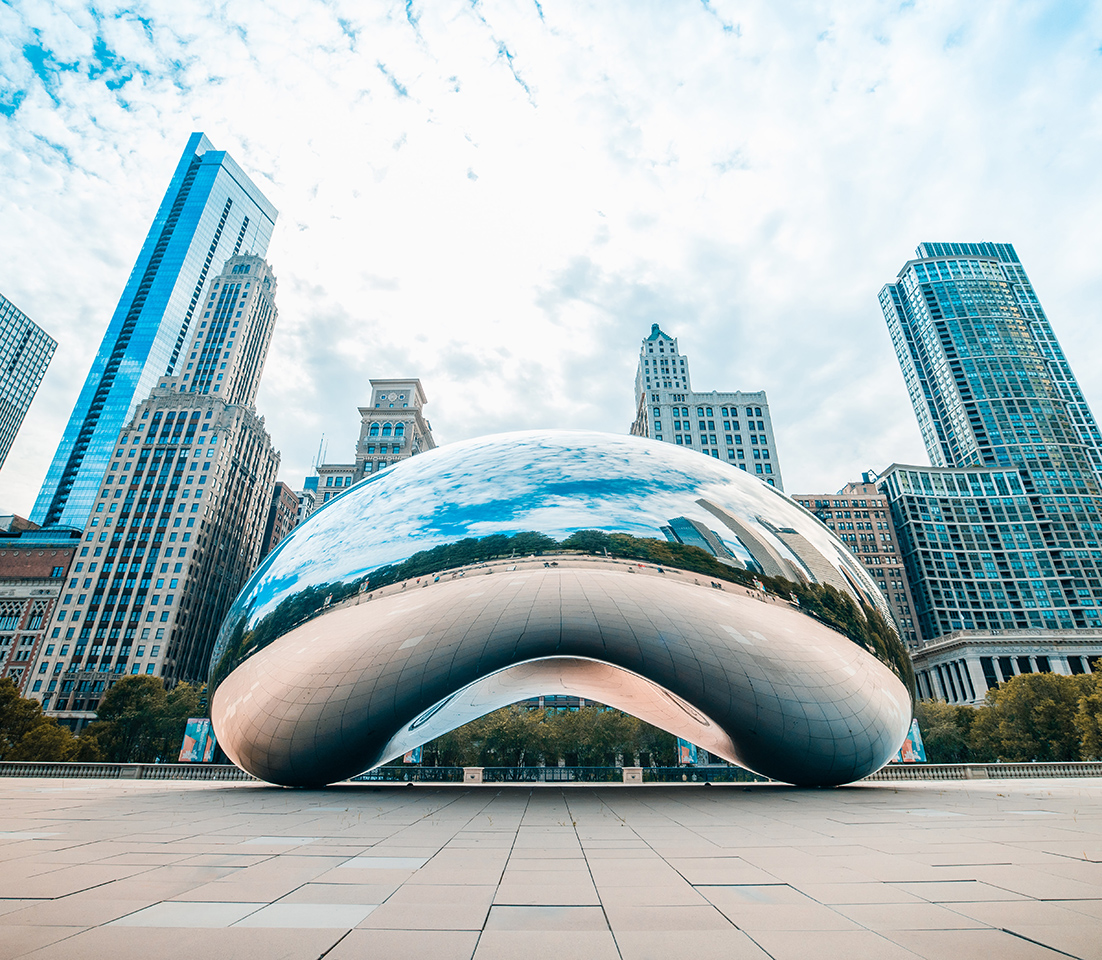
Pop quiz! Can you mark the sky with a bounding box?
[2,0,1102,515]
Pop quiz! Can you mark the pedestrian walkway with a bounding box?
[0,778,1099,959]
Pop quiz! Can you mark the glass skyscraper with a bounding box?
[880,241,1102,492]
[877,243,1102,681]
[0,293,56,471]
[32,133,277,529]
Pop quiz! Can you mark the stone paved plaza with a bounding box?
[0,777,1100,960]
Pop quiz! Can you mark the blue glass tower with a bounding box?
[0,293,57,471]
[32,133,277,528]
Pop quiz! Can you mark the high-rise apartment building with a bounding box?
[30,255,280,725]
[33,133,276,529]
[630,324,783,489]
[0,294,57,472]
[879,242,1102,701]
[882,242,1101,490]
[311,380,436,508]
[791,479,921,649]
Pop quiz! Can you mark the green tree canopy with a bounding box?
[84,676,203,763]
[969,673,1086,763]
[1075,671,1102,760]
[913,699,977,764]
[0,678,88,762]
[420,704,678,768]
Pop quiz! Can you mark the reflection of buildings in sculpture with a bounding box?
[660,517,745,568]
[792,479,921,649]
[309,379,437,509]
[30,254,281,726]
[695,500,805,583]
[33,133,276,529]
[755,517,858,596]
[0,293,56,471]
[630,323,784,489]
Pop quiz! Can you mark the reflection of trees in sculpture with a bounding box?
[422,704,677,768]
[211,529,914,696]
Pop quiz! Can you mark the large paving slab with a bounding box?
[0,777,1099,959]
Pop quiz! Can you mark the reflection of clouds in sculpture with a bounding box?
[222,431,891,642]
[209,431,913,788]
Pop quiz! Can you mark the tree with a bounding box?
[84,675,201,763]
[970,673,1085,762]
[0,677,51,759]
[7,721,77,762]
[0,678,84,761]
[1076,671,1102,760]
[476,707,549,766]
[913,700,976,763]
[418,704,685,768]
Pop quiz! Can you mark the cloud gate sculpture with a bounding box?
[209,431,914,787]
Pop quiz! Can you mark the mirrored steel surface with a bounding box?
[210,431,914,786]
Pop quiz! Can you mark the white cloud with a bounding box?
[1,0,1101,511]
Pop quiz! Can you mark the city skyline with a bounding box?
[3,4,1102,512]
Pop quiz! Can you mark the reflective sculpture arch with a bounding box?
[209,431,914,787]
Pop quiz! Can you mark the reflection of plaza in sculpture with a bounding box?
[209,431,914,787]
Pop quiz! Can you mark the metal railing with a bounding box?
[644,766,772,783]
[480,766,624,782]
[351,766,464,783]
[866,761,1102,780]
[0,760,1100,783]
[0,762,255,780]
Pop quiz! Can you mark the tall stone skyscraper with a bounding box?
[630,324,783,489]
[0,293,56,471]
[878,243,1102,703]
[31,255,280,725]
[33,133,276,529]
